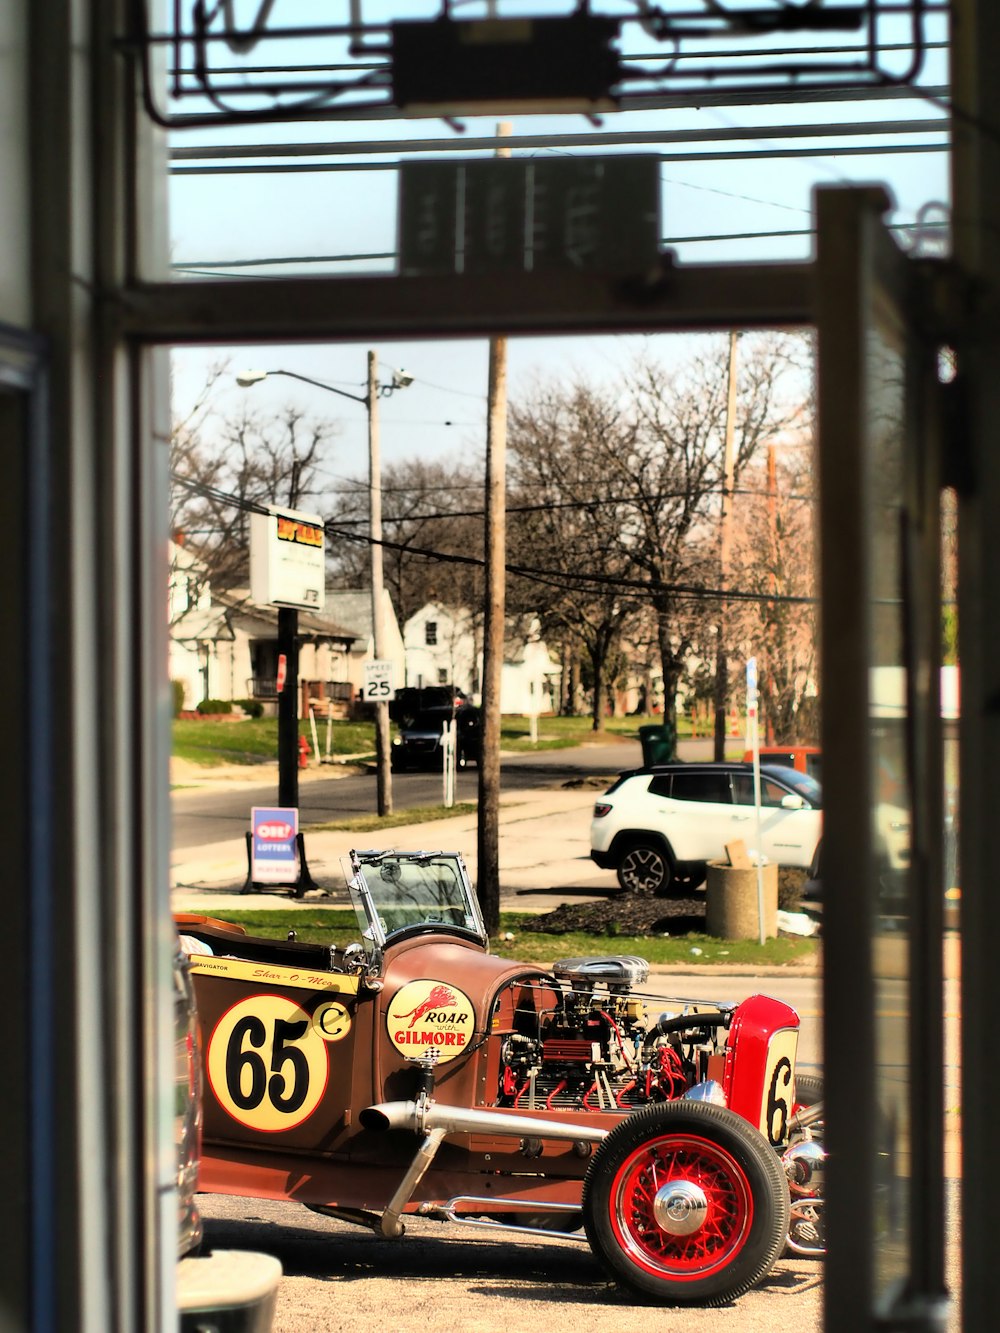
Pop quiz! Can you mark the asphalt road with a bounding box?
[171,741,641,850]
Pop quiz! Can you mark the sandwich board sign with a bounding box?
[250,807,299,885]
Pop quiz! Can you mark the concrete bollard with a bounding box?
[705,861,779,940]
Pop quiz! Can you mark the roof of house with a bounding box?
[324,589,375,640]
[173,585,358,645]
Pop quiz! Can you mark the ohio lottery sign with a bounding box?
[250,807,299,884]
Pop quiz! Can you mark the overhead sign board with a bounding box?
[399,155,660,277]
[250,505,326,611]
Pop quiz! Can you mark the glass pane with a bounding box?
[865,300,911,1294]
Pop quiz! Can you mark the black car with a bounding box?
[391,703,481,771]
[388,684,467,724]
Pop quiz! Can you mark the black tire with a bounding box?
[616,843,672,896]
[793,1074,824,1129]
[583,1100,790,1306]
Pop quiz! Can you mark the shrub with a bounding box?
[171,679,186,718]
[236,698,264,719]
[778,867,807,912]
[196,698,233,715]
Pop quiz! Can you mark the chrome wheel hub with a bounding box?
[652,1180,709,1236]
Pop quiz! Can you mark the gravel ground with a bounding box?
[198,1193,826,1333]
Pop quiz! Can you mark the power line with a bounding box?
[171,218,945,275]
[172,472,816,609]
[168,118,948,164]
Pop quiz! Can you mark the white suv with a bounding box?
[590,762,823,896]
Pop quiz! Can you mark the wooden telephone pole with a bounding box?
[476,124,511,934]
[714,331,739,760]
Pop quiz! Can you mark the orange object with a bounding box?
[743,745,821,781]
[298,735,310,768]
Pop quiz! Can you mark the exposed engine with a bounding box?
[495,956,733,1114]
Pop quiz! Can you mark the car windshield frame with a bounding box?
[344,850,488,963]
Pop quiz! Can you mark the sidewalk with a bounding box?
[171,786,614,916]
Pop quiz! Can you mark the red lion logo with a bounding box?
[396,984,457,1029]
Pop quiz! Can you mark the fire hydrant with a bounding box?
[298,735,310,769]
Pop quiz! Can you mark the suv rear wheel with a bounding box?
[617,843,672,896]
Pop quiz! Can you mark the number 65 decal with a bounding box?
[207,994,331,1132]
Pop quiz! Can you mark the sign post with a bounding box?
[442,717,457,808]
[747,657,766,945]
[249,504,326,812]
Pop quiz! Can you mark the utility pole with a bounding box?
[369,349,393,816]
[477,123,511,936]
[477,335,507,934]
[765,441,777,744]
[714,330,738,761]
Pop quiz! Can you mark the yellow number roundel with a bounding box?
[207,994,330,1132]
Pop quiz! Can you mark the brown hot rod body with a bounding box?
[177,849,824,1306]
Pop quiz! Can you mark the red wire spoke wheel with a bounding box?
[583,1100,789,1306]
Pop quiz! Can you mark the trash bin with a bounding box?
[705,860,778,940]
[638,723,676,767]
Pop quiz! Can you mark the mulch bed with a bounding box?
[520,868,810,937]
[521,895,707,937]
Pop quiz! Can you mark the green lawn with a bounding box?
[193,907,817,969]
[172,713,661,768]
[173,716,375,766]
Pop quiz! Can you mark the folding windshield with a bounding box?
[344,850,488,957]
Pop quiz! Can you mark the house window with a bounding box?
[425,621,437,645]
[437,668,448,684]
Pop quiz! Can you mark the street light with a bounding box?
[237,357,412,816]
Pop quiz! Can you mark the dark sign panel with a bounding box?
[399,156,660,276]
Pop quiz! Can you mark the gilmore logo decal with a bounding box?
[276,516,323,548]
[387,980,476,1064]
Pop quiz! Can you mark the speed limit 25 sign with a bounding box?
[363,660,394,702]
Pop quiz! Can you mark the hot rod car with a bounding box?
[176,849,825,1307]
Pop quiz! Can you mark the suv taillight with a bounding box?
[593,802,612,817]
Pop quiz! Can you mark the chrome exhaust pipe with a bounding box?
[360,1099,608,1146]
[361,1100,606,1240]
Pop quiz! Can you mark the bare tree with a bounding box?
[504,335,810,740]
[619,334,809,742]
[728,439,819,743]
[327,457,484,625]
[171,398,340,592]
[507,380,643,729]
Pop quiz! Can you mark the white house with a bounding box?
[169,545,407,716]
[325,587,407,702]
[402,601,561,714]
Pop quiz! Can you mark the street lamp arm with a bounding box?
[236,367,368,405]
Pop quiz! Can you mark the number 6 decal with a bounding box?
[207,994,330,1132]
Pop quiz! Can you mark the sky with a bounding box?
[166,2,951,484]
